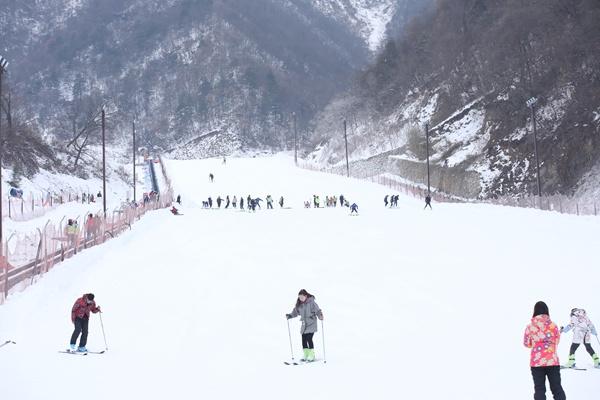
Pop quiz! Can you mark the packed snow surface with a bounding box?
[1,154,599,399]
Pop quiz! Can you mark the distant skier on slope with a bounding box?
[523,301,566,400]
[286,289,324,362]
[209,173,214,183]
[208,197,213,208]
[171,206,181,215]
[266,195,274,209]
[424,194,432,210]
[350,203,358,214]
[240,197,244,210]
[339,194,344,207]
[384,195,389,207]
[279,196,284,208]
[217,196,222,208]
[225,195,230,209]
[561,308,599,368]
[69,293,101,353]
[176,195,181,205]
[232,196,237,208]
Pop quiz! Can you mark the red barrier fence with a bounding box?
[0,192,174,305]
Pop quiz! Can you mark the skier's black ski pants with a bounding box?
[302,333,314,349]
[569,342,595,356]
[70,317,89,347]
[531,366,566,400]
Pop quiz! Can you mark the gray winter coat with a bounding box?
[289,296,323,334]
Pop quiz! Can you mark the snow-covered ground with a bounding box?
[1,154,599,399]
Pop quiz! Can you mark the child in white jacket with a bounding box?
[561,308,599,368]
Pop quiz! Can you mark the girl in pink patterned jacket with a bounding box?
[523,301,566,400]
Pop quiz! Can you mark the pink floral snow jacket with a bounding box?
[523,314,561,367]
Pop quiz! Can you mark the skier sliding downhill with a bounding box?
[69,293,101,353]
[561,308,599,368]
[286,289,324,363]
[350,203,359,214]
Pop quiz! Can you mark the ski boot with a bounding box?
[565,354,576,368]
[77,346,87,353]
[300,348,309,362]
[306,348,315,362]
[69,344,76,352]
[593,353,600,368]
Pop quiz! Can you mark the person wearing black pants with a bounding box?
[524,301,566,400]
[286,289,323,362]
[69,293,101,352]
[424,195,432,210]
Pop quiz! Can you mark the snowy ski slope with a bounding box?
[1,154,599,399]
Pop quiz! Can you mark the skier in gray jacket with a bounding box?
[286,289,324,362]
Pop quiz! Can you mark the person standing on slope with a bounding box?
[424,194,432,210]
[350,203,358,214]
[561,308,599,368]
[279,196,284,208]
[384,195,389,207]
[286,289,324,362]
[69,293,101,352]
[523,301,566,400]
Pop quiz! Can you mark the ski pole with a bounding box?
[321,319,327,364]
[287,318,294,361]
[99,312,108,351]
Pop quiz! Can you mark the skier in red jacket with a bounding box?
[69,293,101,352]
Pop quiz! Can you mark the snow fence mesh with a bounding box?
[0,176,174,305]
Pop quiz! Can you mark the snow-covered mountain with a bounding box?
[1,0,427,167]
[308,0,600,200]
[310,0,432,52]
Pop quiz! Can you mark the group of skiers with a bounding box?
[305,194,348,209]
[384,195,400,207]
[523,301,598,399]
[201,195,285,211]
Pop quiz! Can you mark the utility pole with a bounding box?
[102,109,107,216]
[0,55,9,251]
[526,97,542,198]
[132,121,136,203]
[293,112,298,166]
[425,123,431,195]
[343,119,349,177]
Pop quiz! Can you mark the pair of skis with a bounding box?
[284,359,322,366]
[59,349,106,356]
[560,365,600,371]
[0,340,16,349]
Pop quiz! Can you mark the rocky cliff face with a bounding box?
[308,0,600,199]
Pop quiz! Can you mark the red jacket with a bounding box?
[524,314,561,367]
[71,295,100,322]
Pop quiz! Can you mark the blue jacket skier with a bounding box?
[350,203,358,214]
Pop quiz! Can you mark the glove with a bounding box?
[285,314,292,320]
